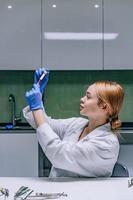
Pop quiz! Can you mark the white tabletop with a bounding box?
[0,177,133,200]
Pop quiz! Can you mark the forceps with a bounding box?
[26,192,67,200]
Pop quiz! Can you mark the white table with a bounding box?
[0,177,133,200]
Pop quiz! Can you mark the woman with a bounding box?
[23,68,124,177]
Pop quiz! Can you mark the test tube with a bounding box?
[37,70,48,84]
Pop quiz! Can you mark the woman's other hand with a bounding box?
[25,83,43,111]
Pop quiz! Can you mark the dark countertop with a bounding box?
[117,122,133,144]
[0,130,35,134]
[119,130,133,144]
[0,122,33,129]
[121,122,133,128]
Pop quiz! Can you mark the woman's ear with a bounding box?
[100,102,107,110]
[98,99,108,111]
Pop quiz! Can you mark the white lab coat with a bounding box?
[23,106,119,178]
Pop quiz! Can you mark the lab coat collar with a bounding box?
[80,122,112,141]
[87,122,112,138]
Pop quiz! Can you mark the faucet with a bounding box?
[8,94,21,126]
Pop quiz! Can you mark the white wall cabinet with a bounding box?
[1,0,132,70]
[42,0,103,70]
[104,0,133,70]
[0,133,38,177]
[0,0,41,70]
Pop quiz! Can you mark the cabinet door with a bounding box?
[118,145,133,176]
[104,0,133,69]
[0,134,38,177]
[0,0,41,70]
[42,0,103,70]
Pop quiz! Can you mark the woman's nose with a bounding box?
[80,96,85,103]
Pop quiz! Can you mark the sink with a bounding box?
[0,123,34,130]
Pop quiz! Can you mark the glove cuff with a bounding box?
[30,102,44,111]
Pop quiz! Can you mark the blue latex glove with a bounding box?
[34,67,49,94]
[25,84,43,111]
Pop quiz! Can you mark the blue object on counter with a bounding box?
[5,123,13,130]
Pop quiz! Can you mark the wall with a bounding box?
[0,70,133,123]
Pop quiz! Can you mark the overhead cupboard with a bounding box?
[0,0,132,70]
[104,0,133,69]
[0,0,41,70]
[42,0,103,70]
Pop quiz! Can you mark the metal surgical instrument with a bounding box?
[14,186,33,200]
[128,178,133,188]
[0,187,9,199]
[26,192,68,200]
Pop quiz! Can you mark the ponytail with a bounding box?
[110,115,122,131]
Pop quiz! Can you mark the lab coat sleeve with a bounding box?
[23,106,37,129]
[23,106,76,139]
[37,123,116,177]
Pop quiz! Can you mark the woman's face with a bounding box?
[80,84,105,119]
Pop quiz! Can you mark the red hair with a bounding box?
[94,81,124,131]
